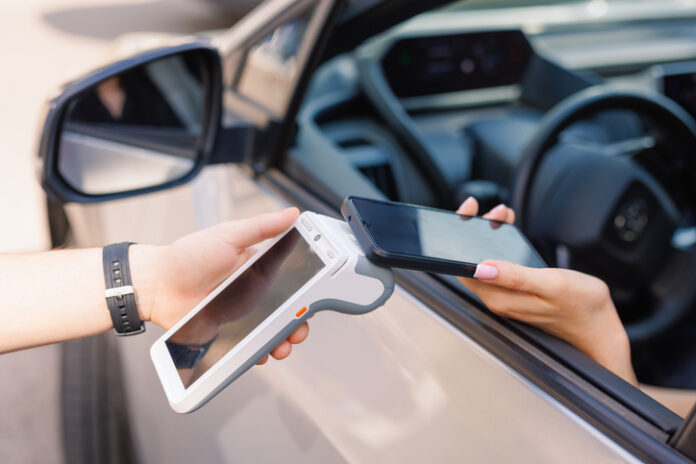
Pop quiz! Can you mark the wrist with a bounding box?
[581,303,637,386]
[129,244,164,323]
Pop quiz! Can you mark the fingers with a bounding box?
[456,197,516,225]
[457,196,479,216]
[459,276,553,322]
[215,207,300,248]
[287,322,309,344]
[482,204,515,225]
[257,322,310,366]
[506,208,516,225]
[268,323,309,360]
[270,340,292,360]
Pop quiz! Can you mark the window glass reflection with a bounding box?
[59,52,209,195]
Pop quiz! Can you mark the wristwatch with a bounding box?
[103,242,145,335]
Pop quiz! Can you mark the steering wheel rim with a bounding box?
[513,86,696,222]
[512,86,696,343]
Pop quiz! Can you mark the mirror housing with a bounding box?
[38,42,223,203]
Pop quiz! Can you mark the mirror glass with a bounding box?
[59,51,210,195]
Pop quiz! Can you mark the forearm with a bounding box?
[584,329,638,387]
[639,384,696,418]
[0,246,159,353]
[562,301,638,387]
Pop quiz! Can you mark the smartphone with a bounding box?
[341,196,545,276]
[150,212,393,413]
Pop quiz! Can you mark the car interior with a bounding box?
[281,0,696,401]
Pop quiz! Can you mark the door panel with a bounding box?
[64,164,641,463]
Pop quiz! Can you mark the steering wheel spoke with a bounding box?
[560,132,657,159]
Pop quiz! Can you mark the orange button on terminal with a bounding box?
[296,307,308,318]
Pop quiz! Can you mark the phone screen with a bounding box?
[350,197,545,270]
[165,228,325,388]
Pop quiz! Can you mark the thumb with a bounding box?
[473,260,544,295]
[215,207,300,248]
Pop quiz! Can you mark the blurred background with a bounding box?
[0,1,254,461]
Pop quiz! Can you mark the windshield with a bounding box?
[447,0,695,8]
[437,0,696,28]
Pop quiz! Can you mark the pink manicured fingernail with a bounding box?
[474,263,499,280]
[457,196,475,212]
[489,204,506,215]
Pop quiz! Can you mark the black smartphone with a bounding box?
[341,196,545,276]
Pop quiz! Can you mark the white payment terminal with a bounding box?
[150,212,394,413]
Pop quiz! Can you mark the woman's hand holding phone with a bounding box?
[456,197,637,386]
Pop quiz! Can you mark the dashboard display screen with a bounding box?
[664,72,696,119]
[382,30,533,98]
[165,228,325,388]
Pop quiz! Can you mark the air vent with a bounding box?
[336,137,398,200]
[359,163,398,200]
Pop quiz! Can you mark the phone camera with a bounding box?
[314,234,321,241]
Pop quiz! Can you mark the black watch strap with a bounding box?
[103,242,145,336]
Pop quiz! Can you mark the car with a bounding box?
[37,0,696,462]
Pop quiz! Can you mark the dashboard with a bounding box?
[381,30,533,98]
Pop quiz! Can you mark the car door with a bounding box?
[42,0,696,463]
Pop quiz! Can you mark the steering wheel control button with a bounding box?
[614,197,649,243]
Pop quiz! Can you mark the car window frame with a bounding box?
[215,0,347,171]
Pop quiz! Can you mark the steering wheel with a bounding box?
[513,86,696,344]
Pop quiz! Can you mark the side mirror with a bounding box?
[38,42,222,203]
